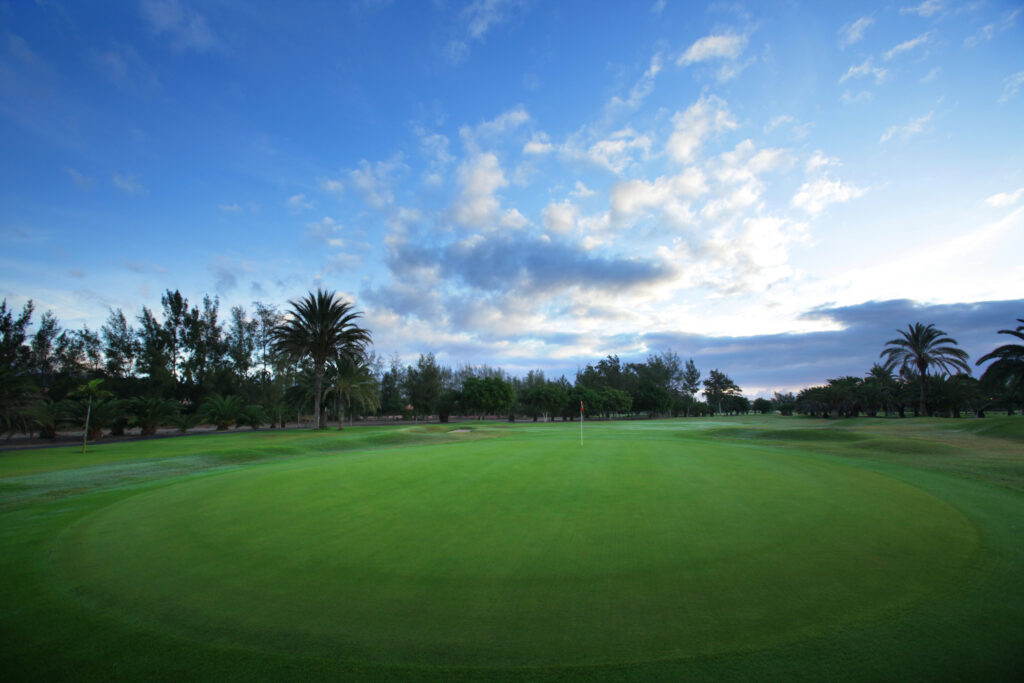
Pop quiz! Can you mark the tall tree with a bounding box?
[0,299,34,370]
[271,289,371,430]
[702,369,741,414]
[881,322,970,417]
[29,311,60,391]
[682,358,701,400]
[160,289,190,385]
[227,305,258,385]
[976,318,1024,406]
[102,308,137,380]
[405,353,444,420]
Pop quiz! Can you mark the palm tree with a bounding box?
[323,355,380,428]
[976,318,1024,404]
[881,322,970,417]
[130,397,180,436]
[271,290,371,430]
[69,378,112,453]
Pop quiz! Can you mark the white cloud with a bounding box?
[920,67,940,83]
[841,90,873,104]
[884,33,930,60]
[460,106,530,152]
[218,203,242,213]
[678,33,747,65]
[65,167,94,189]
[452,152,507,228]
[571,181,595,198]
[999,71,1024,103]
[964,8,1021,48]
[349,158,405,208]
[609,53,664,109]
[500,208,529,229]
[900,1,943,17]
[806,150,839,173]
[140,0,217,52]
[522,132,553,155]
[610,168,706,227]
[650,0,666,15]
[112,173,147,196]
[287,193,313,212]
[667,95,738,164]
[985,187,1024,208]
[839,16,874,48]
[580,128,652,174]
[712,140,792,186]
[792,177,866,214]
[839,58,888,84]
[319,177,344,195]
[445,0,526,64]
[542,200,579,235]
[880,111,933,142]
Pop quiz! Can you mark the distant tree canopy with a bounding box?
[3,290,1019,441]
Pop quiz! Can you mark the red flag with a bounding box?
[580,400,584,412]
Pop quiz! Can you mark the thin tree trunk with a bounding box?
[82,395,92,454]
[313,363,323,429]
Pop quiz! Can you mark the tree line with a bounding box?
[2,288,1022,442]
[777,322,1024,419]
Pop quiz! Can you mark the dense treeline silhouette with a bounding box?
[1,289,1021,442]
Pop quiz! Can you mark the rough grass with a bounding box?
[2,416,1023,681]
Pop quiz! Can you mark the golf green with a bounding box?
[50,430,977,667]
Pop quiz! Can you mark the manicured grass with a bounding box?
[2,417,1023,680]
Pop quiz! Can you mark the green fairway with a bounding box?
[3,417,1024,680]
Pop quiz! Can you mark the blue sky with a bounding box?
[2,0,1022,394]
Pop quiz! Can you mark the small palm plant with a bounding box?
[201,394,243,430]
[131,397,180,436]
[237,404,269,430]
[881,323,970,417]
[24,400,65,439]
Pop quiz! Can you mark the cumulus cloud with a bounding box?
[985,187,1024,208]
[542,200,579,235]
[579,128,652,174]
[880,111,933,142]
[452,152,508,228]
[439,233,675,295]
[806,150,839,173]
[287,193,313,212]
[523,132,553,155]
[792,177,866,214]
[349,158,405,208]
[319,176,344,195]
[610,168,706,227]
[140,0,217,52]
[667,95,738,164]
[839,16,874,48]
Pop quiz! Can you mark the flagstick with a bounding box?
[580,400,583,447]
